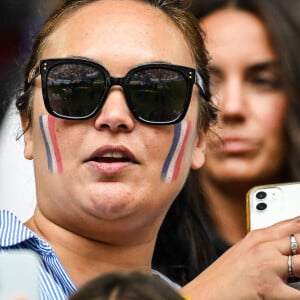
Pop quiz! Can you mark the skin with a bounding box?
[161,120,193,182]
[39,115,63,173]
[21,0,205,288]
[182,217,300,300]
[19,1,300,299]
[198,9,287,244]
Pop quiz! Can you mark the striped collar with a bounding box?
[0,210,37,246]
[0,210,180,296]
[0,210,76,299]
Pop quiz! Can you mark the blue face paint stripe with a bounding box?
[161,122,181,181]
[39,116,53,173]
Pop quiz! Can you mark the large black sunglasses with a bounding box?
[28,58,207,125]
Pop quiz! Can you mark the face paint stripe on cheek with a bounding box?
[161,120,191,182]
[39,115,63,173]
[39,116,54,173]
[161,123,181,181]
[172,121,191,180]
[48,115,63,173]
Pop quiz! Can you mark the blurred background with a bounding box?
[0,1,63,220]
[0,0,63,124]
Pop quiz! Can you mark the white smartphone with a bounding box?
[246,182,300,232]
[0,250,40,300]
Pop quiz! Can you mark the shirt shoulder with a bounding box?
[0,210,35,247]
[0,210,77,299]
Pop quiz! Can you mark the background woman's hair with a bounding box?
[153,170,216,284]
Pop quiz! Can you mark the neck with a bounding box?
[25,208,155,288]
[200,175,253,245]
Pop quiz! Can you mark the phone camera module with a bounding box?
[256,191,267,200]
[256,202,267,211]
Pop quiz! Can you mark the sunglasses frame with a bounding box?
[29,57,207,125]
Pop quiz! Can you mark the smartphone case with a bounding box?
[246,182,300,232]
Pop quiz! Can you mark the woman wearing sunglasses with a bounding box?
[1,0,300,299]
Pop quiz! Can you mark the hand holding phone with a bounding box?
[246,182,300,289]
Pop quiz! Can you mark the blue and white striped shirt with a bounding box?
[0,210,180,299]
[0,210,77,299]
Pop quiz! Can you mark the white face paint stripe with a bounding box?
[161,120,191,182]
[39,115,63,173]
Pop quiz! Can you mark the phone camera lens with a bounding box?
[256,202,267,211]
[256,191,267,199]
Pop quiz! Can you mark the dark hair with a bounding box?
[153,170,216,284]
[154,0,300,286]
[69,271,185,300]
[16,0,217,133]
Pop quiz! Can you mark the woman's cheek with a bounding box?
[161,120,192,183]
[39,115,63,174]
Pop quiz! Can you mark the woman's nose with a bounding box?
[217,77,247,124]
[93,86,135,132]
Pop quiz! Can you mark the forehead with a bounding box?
[43,0,194,70]
[200,9,276,64]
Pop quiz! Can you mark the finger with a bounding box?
[277,255,300,282]
[267,255,300,299]
[244,217,300,246]
[270,234,300,256]
[249,254,300,300]
[288,255,300,278]
[270,282,300,300]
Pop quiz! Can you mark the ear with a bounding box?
[20,112,33,160]
[191,130,206,170]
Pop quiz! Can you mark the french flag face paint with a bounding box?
[161,120,192,183]
[39,115,63,174]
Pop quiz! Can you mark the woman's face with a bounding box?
[23,0,205,242]
[200,9,287,185]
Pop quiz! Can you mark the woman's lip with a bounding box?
[87,145,138,163]
[87,160,134,174]
[215,138,259,153]
[85,145,138,174]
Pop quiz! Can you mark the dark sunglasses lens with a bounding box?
[128,68,188,123]
[46,63,106,118]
